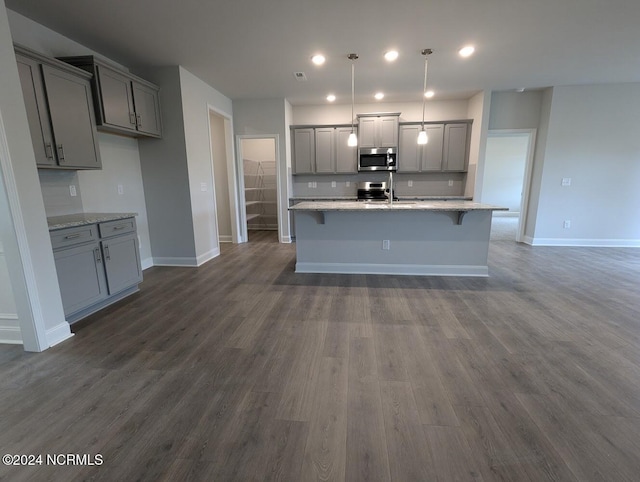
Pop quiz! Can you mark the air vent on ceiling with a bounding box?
[293,72,308,81]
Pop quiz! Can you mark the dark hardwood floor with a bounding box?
[2,221,640,481]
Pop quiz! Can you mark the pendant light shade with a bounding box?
[418,49,433,145]
[348,53,358,147]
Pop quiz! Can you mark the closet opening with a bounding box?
[237,136,279,243]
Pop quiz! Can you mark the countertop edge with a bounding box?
[288,201,508,212]
[47,212,138,231]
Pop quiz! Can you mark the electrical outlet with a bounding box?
[382,240,390,250]
[69,185,76,197]
[346,181,350,187]
[313,182,317,188]
[331,181,336,188]
[308,182,313,188]
[563,220,571,229]
[561,178,572,187]
[200,182,207,192]
[448,180,454,187]
[408,180,413,187]
[117,184,124,195]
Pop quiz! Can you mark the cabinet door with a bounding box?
[358,117,377,148]
[293,128,315,174]
[132,81,162,137]
[443,123,469,171]
[54,242,108,316]
[315,128,335,173]
[379,116,399,147]
[42,65,102,169]
[336,127,357,173]
[102,234,142,295]
[16,55,57,167]
[422,124,444,171]
[96,65,137,132]
[398,125,421,172]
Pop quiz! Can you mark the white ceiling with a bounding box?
[6,0,640,105]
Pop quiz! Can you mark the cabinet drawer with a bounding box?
[99,218,136,238]
[50,224,99,250]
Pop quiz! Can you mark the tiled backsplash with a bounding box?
[38,169,83,217]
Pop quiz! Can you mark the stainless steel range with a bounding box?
[356,181,388,201]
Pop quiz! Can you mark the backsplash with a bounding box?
[38,169,83,217]
[292,172,467,198]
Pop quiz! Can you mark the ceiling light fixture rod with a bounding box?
[418,48,433,145]
[348,53,359,147]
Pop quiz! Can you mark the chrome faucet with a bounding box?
[388,171,393,206]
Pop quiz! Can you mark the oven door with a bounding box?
[358,148,397,171]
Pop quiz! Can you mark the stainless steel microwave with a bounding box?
[358,147,397,172]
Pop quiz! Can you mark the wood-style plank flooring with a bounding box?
[2,220,640,481]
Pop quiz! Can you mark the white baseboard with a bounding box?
[219,235,233,243]
[152,256,198,267]
[493,211,519,218]
[280,235,292,243]
[0,313,22,344]
[141,257,154,270]
[46,321,73,347]
[526,237,640,247]
[196,247,221,266]
[295,262,489,277]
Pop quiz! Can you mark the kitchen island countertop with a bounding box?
[289,200,507,212]
[47,212,137,231]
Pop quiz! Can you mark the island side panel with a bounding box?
[293,210,492,276]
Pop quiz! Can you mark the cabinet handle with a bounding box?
[64,233,81,240]
[129,113,136,125]
[57,144,65,161]
[45,143,54,160]
[112,225,127,230]
[136,115,141,128]
[104,245,110,261]
[94,247,102,263]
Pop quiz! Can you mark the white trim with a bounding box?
[152,257,199,267]
[0,106,49,351]
[0,313,22,345]
[236,135,281,244]
[493,211,519,218]
[295,262,489,277]
[141,257,154,270]
[196,247,220,266]
[219,235,233,243]
[485,129,537,243]
[526,238,640,247]
[281,235,293,244]
[46,322,73,347]
[522,235,535,245]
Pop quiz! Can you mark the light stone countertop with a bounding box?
[288,200,507,212]
[289,196,473,201]
[47,212,137,231]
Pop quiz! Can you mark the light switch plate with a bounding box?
[69,185,76,197]
[331,181,336,188]
[346,181,350,187]
[117,184,124,195]
[408,180,413,187]
[448,180,454,187]
[200,182,207,192]
[561,177,572,186]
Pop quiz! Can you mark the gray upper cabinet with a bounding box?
[293,128,315,174]
[59,56,162,138]
[292,126,357,175]
[15,46,102,170]
[398,122,469,173]
[357,114,399,148]
[443,123,469,172]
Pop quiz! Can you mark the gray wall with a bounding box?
[489,91,543,130]
[137,67,196,262]
[531,83,640,244]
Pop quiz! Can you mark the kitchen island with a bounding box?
[289,200,508,277]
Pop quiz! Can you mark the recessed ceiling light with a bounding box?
[424,90,435,98]
[311,54,326,65]
[459,45,475,58]
[384,50,399,62]
[374,92,384,100]
[326,94,336,102]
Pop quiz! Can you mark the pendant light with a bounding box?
[417,49,433,145]
[347,53,358,146]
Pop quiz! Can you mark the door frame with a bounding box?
[485,128,537,243]
[235,135,281,243]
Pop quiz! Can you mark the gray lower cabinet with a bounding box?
[15,45,102,170]
[58,56,162,138]
[51,218,142,322]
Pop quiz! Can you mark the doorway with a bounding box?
[236,136,280,243]
[481,129,536,242]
